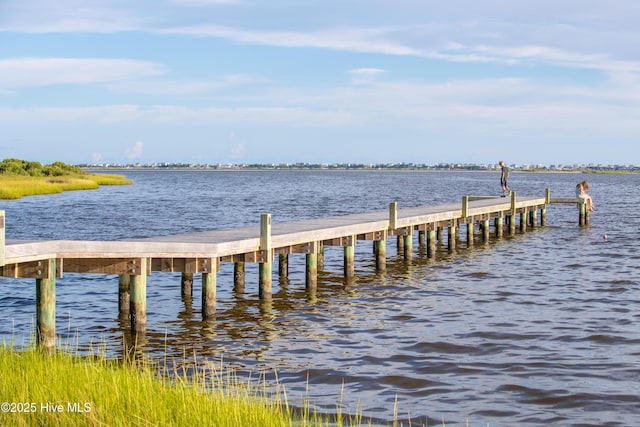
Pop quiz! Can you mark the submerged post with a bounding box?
[259,213,273,299]
[130,258,148,333]
[36,258,56,352]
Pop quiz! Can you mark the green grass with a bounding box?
[0,174,132,200]
[0,343,367,427]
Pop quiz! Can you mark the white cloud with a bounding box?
[348,68,386,85]
[0,58,164,89]
[125,141,144,160]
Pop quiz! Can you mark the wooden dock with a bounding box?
[0,190,585,351]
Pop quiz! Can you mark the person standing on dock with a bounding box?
[499,160,510,197]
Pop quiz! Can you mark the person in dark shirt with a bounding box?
[499,160,510,196]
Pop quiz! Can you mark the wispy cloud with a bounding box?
[0,58,164,89]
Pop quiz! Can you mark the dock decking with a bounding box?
[0,190,585,350]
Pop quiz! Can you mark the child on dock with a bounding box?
[576,181,595,212]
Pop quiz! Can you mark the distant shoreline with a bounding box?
[83,167,607,174]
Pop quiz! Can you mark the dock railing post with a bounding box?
[259,213,273,299]
[389,202,397,231]
[462,196,469,219]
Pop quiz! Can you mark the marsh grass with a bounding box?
[0,174,132,200]
[0,342,369,427]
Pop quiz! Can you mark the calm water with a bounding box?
[1,170,639,426]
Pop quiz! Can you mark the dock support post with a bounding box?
[495,216,504,237]
[466,222,474,245]
[202,268,216,319]
[509,192,517,234]
[118,274,130,316]
[447,221,457,251]
[181,272,193,297]
[306,252,318,290]
[427,229,436,258]
[520,210,527,232]
[130,258,147,333]
[36,258,56,352]
[234,262,245,293]
[404,230,413,261]
[529,210,537,228]
[318,244,324,271]
[482,219,490,241]
[579,202,590,226]
[418,230,425,247]
[344,235,355,278]
[396,235,405,257]
[259,213,273,299]
[541,206,547,226]
[278,254,289,278]
[374,238,387,271]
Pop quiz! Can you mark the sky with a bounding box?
[1,0,639,166]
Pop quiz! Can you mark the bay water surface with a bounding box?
[1,170,639,426]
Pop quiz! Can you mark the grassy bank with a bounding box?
[0,345,364,427]
[0,158,132,200]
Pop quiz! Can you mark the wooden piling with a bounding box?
[118,274,130,315]
[234,262,245,293]
[181,272,193,297]
[259,213,273,299]
[448,221,457,251]
[495,216,504,237]
[318,243,324,271]
[520,210,527,232]
[404,231,413,261]
[130,258,147,333]
[306,252,317,289]
[427,229,436,258]
[344,235,355,278]
[374,238,387,271]
[0,210,5,268]
[279,253,289,278]
[482,219,490,241]
[202,269,216,319]
[36,258,56,352]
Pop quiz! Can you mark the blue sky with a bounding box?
[1,0,639,166]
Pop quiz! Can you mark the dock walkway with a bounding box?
[1,191,583,350]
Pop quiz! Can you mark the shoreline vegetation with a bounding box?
[0,344,366,427]
[0,159,133,200]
